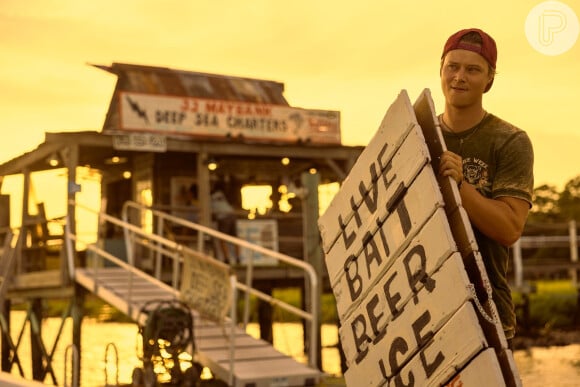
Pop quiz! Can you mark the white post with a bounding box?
[570,220,578,287]
[512,238,523,289]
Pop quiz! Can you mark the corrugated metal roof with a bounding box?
[95,62,290,133]
[95,62,288,104]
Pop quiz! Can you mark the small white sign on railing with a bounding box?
[180,249,232,322]
[236,219,279,266]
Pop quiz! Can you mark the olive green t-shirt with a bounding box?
[441,113,534,339]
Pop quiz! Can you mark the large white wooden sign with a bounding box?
[116,91,341,144]
[319,90,521,386]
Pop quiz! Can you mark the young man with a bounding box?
[437,28,534,348]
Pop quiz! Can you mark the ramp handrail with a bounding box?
[66,200,319,368]
[120,200,319,368]
[64,222,180,325]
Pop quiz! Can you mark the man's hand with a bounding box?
[439,150,463,187]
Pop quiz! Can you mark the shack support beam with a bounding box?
[301,171,322,370]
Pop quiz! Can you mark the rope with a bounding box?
[467,282,498,325]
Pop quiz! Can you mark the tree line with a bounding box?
[522,174,580,263]
[528,174,580,226]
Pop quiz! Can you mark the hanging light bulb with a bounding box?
[47,153,59,167]
[206,157,218,171]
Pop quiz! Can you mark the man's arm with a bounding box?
[459,183,529,246]
[438,150,530,246]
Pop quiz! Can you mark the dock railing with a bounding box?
[66,199,320,369]
[512,220,579,289]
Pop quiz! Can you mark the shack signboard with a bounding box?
[116,91,341,144]
[318,90,521,386]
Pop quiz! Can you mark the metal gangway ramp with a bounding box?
[67,201,322,387]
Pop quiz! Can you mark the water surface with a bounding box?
[7,313,580,386]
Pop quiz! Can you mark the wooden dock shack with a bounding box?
[0,63,364,385]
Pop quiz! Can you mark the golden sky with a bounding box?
[1,0,579,190]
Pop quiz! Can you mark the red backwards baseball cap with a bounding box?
[441,28,497,92]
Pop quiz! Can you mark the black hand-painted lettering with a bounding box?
[412,311,444,378]
[396,197,412,237]
[351,314,371,364]
[384,271,403,320]
[345,256,362,301]
[377,144,397,190]
[390,337,414,387]
[402,245,435,305]
[338,213,356,250]
[360,163,379,214]
[350,195,362,228]
[376,218,391,257]
[362,232,383,279]
[366,293,384,337]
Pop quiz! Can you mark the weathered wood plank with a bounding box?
[319,90,418,254]
[413,88,447,175]
[412,88,478,258]
[443,348,507,387]
[345,302,488,386]
[323,126,432,286]
[389,302,488,387]
[332,206,455,321]
[338,227,458,366]
[340,253,473,384]
[328,166,445,319]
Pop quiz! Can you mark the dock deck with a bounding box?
[75,266,321,387]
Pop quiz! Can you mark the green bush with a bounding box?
[514,280,578,330]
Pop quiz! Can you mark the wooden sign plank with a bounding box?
[319,90,418,254]
[338,216,458,365]
[444,200,478,257]
[443,348,506,387]
[412,89,478,258]
[496,347,522,387]
[341,253,474,385]
[333,206,456,322]
[381,302,488,387]
[412,89,447,179]
[324,126,433,286]
[328,166,445,319]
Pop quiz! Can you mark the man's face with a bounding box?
[440,49,493,108]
